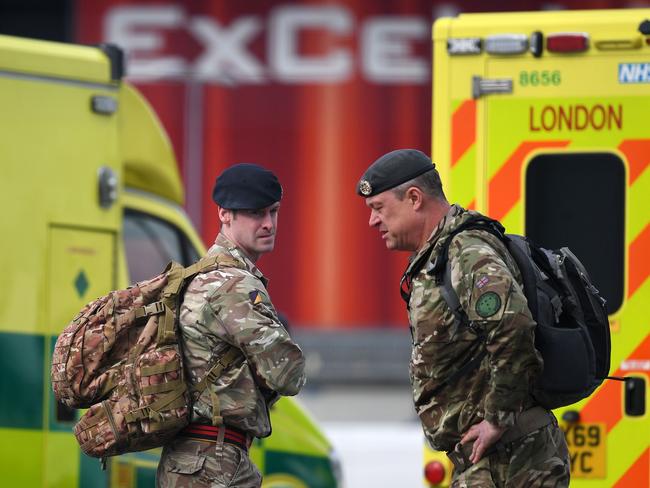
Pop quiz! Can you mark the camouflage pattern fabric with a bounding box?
[158,233,305,486]
[179,233,306,436]
[157,438,262,487]
[451,420,570,487]
[52,263,192,457]
[52,270,174,407]
[404,204,544,452]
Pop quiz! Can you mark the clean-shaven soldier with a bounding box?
[157,163,306,487]
[356,149,569,487]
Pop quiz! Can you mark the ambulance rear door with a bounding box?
[478,21,649,487]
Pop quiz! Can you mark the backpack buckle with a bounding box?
[135,302,165,319]
[207,365,225,384]
[467,321,484,337]
[207,370,218,383]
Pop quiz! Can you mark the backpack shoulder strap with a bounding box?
[180,255,245,425]
[419,215,506,399]
[421,256,487,401]
[427,215,506,281]
[400,216,505,303]
[190,347,242,426]
[438,258,469,333]
[434,216,508,330]
[183,254,244,279]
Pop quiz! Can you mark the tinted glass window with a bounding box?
[525,152,625,315]
[124,209,201,284]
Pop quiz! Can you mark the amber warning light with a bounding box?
[424,460,446,485]
[547,33,589,53]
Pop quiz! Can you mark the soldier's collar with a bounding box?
[211,234,268,285]
[404,204,464,276]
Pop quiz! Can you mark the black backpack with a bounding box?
[403,214,615,410]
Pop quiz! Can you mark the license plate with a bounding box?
[562,422,606,478]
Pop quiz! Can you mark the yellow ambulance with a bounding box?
[423,9,649,487]
[0,34,341,487]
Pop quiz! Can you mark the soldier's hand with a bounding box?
[460,420,506,464]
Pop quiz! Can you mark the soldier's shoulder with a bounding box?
[450,229,503,256]
[208,265,264,295]
[186,265,259,295]
[448,230,509,274]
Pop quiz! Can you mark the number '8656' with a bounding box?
[520,70,561,86]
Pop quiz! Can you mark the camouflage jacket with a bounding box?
[179,233,306,438]
[404,204,542,452]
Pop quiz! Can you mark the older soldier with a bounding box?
[157,163,306,487]
[356,149,570,487]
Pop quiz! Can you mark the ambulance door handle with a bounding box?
[472,76,513,99]
[624,376,645,417]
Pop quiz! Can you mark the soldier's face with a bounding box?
[365,190,420,251]
[221,203,280,261]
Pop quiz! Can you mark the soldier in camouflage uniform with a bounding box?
[356,149,570,487]
[157,164,306,487]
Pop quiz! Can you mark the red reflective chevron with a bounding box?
[452,100,476,167]
[618,139,650,185]
[488,140,570,221]
[629,223,650,298]
[613,448,649,488]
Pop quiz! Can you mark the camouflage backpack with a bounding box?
[51,255,242,459]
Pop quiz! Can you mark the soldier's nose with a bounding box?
[369,211,379,227]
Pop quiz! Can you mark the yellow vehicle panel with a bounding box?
[426,9,649,487]
[0,35,339,488]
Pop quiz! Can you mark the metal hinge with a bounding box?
[472,76,513,99]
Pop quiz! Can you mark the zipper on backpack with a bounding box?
[102,400,121,443]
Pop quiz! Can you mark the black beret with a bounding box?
[356,149,436,197]
[212,163,282,209]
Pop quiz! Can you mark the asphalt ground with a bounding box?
[299,385,426,488]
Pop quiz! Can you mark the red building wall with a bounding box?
[76,0,637,330]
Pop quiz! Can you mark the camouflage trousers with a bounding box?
[156,437,262,487]
[451,419,570,488]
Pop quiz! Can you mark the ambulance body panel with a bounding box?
[0,34,339,488]
[425,9,649,487]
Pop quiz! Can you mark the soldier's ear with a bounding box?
[406,187,425,210]
[218,207,232,226]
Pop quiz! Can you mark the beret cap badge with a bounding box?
[359,180,372,196]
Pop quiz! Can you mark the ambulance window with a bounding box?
[525,152,625,315]
[123,209,200,284]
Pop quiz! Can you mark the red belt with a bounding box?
[179,424,252,451]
